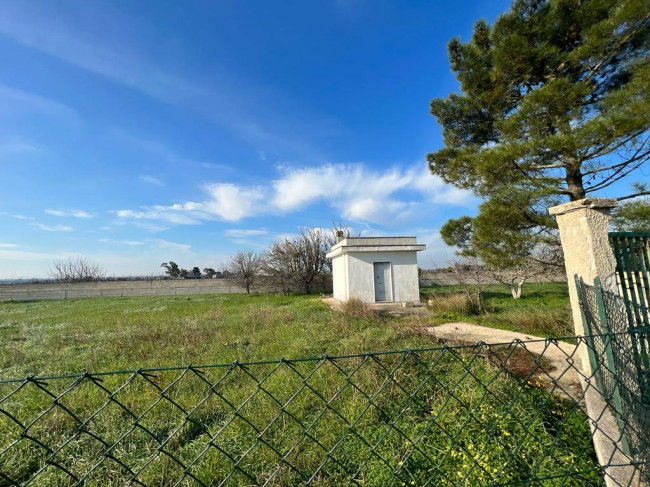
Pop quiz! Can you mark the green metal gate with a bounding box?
[609,231,650,326]
[570,232,650,481]
[575,275,650,480]
[609,232,650,401]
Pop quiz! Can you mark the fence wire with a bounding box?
[576,278,650,485]
[1,334,647,486]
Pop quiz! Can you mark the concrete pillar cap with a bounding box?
[548,198,617,216]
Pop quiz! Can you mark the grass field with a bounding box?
[1,293,425,379]
[421,282,573,337]
[1,282,571,379]
[0,286,602,485]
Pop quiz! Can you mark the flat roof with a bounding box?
[326,236,425,258]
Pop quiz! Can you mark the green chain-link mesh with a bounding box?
[2,331,647,486]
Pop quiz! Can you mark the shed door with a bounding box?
[373,262,391,302]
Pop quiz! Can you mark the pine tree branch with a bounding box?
[584,156,649,193]
[581,132,644,162]
[617,191,650,202]
[524,163,566,170]
[583,14,650,83]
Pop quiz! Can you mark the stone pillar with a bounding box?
[550,198,644,487]
[549,198,618,335]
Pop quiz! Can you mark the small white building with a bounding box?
[326,236,426,304]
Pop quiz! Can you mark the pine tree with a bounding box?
[429,0,649,263]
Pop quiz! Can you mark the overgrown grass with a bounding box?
[338,297,379,320]
[421,282,573,337]
[0,293,415,379]
[0,290,601,485]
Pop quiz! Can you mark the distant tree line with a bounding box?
[50,255,106,283]
[159,262,224,280]
[158,227,346,294]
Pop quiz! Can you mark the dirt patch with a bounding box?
[424,322,584,402]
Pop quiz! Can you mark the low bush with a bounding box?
[339,297,378,319]
[424,292,482,316]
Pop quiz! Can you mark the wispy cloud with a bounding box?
[0,3,338,157]
[0,211,35,221]
[139,175,165,186]
[115,208,203,225]
[115,131,233,173]
[155,239,191,251]
[98,238,143,246]
[224,228,269,238]
[31,223,74,232]
[0,243,19,249]
[0,248,59,261]
[115,163,474,226]
[0,140,41,155]
[45,208,94,218]
[0,82,77,119]
[115,183,267,224]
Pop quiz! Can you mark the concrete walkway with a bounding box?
[424,322,584,402]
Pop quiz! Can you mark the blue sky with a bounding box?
[0,0,634,278]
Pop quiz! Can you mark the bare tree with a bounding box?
[228,250,263,293]
[262,228,333,295]
[50,255,105,283]
[490,245,564,299]
[292,228,331,294]
[263,241,296,295]
[451,256,489,313]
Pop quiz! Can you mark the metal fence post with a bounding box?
[594,277,632,457]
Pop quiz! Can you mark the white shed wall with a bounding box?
[332,253,348,301]
[345,251,420,303]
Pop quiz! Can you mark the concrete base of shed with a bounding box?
[322,297,428,316]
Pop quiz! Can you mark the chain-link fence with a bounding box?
[576,277,650,485]
[2,333,648,486]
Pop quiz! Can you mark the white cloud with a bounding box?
[98,238,143,246]
[201,183,266,221]
[272,163,473,223]
[31,223,74,232]
[115,183,266,224]
[45,208,94,218]
[139,175,165,186]
[0,211,35,220]
[114,163,474,226]
[115,208,203,225]
[413,229,455,269]
[224,228,269,238]
[155,239,191,251]
[0,243,19,248]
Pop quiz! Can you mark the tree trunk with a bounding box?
[565,163,586,201]
[510,278,526,299]
[510,285,518,299]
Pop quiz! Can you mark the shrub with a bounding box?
[339,298,378,320]
[425,293,481,316]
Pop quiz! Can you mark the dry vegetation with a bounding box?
[421,282,573,337]
[338,297,379,320]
